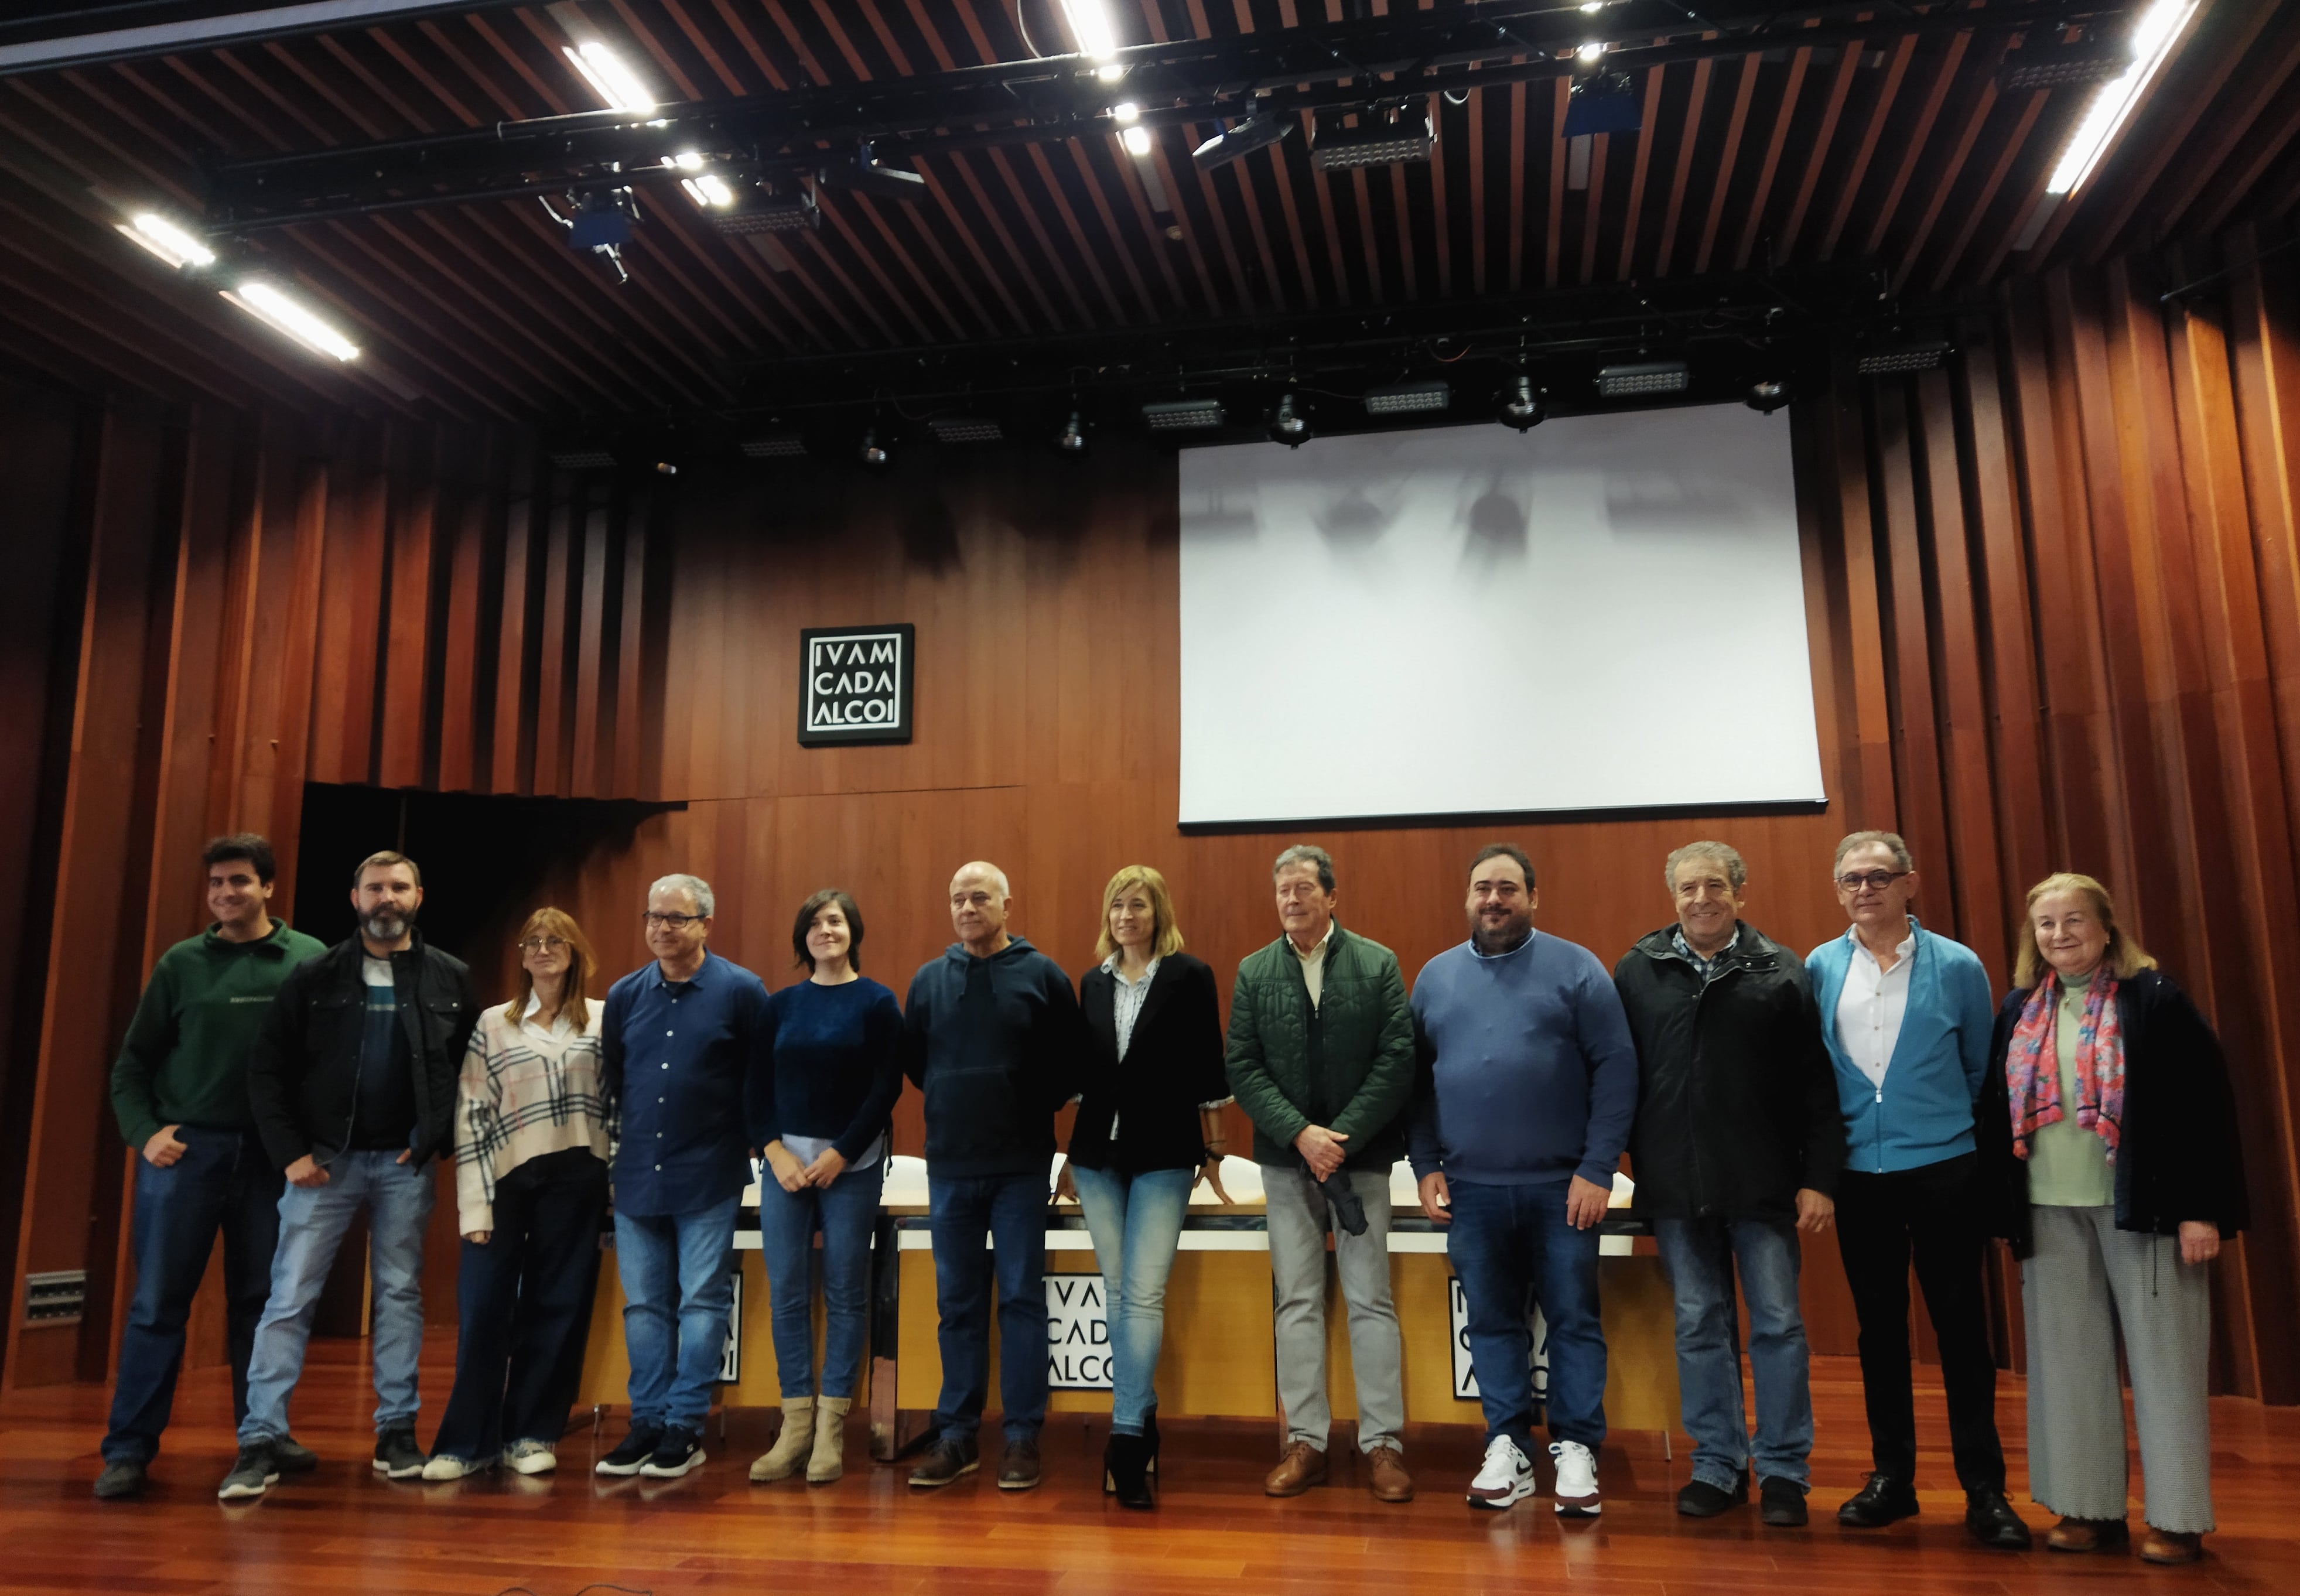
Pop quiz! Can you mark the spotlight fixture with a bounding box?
[1363,381,1450,416]
[1311,104,1436,170]
[222,280,360,361]
[1563,71,1642,138]
[568,190,635,252]
[859,428,891,469]
[1193,113,1291,171]
[1113,101,1141,123]
[819,141,927,203]
[1057,411,1088,453]
[1267,393,1311,447]
[1855,340,1952,375]
[1499,376,1546,431]
[562,40,657,115]
[118,211,216,269]
[1121,125,1154,157]
[710,184,819,235]
[1745,378,1792,414]
[1143,398,1225,432]
[1576,40,1606,64]
[681,172,734,208]
[1595,360,1688,397]
[549,447,617,470]
[1997,36,2135,92]
[1060,0,1121,61]
[739,436,806,459]
[928,415,1004,445]
[2044,0,2196,195]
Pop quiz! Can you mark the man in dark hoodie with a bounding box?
[218,850,479,1501]
[903,860,1082,1494]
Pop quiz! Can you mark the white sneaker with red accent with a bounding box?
[1550,1440,1602,1516]
[1466,1436,1536,1510]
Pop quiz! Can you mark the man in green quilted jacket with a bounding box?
[1226,844,1416,1505]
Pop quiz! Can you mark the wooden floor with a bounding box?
[3,1341,2295,1595]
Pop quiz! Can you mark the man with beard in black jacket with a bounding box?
[1613,841,1844,1528]
[218,850,479,1500]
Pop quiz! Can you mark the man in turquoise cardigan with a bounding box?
[1806,830,2029,1549]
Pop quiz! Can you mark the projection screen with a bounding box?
[1176,402,1825,825]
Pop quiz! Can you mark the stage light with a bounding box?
[1998,36,2135,92]
[1311,104,1435,170]
[1122,125,1153,157]
[1267,393,1310,447]
[1855,340,1952,375]
[1098,64,1127,83]
[928,415,1004,444]
[223,280,359,361]
[740,436,806,459]
[819,142,927,203]
[654,460,678,475]
[710,185,819,235]
[2045,0,2196,195]
[562,40,656,115]
[119,211,216,269]
[1563,71,1642,138]
[681,173,733,207]
[1745,378,1792,413]
[1499,376,1546,430]
[549,448,617,470]
[859,428,891,468]
[1061,0,1121,61]
[1194,114,1291,171]
[668,150,705,173]
[568,190,634,251]
[1143,398,1225,431]
[1113,102,1141,123]
[1595,360,1687,397]
[1576,41,1605,64]
[1057,411,1088,453]
[1363,381,1450,416]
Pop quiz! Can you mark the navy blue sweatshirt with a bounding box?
[902,937,1082,1178]
[747,976,906,1163]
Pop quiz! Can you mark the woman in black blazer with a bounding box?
[1059,865,1233,1509]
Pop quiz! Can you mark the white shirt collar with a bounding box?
[1288,922,1334,961]
[1845,919,1917,961]
[1102,952,1161,985]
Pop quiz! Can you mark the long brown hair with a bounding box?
[505,907,597,1031]
[2011,872,2157,990]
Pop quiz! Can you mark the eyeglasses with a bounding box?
[643,911,704,929]
[517,936,569,954]
[1836,870,1909,892]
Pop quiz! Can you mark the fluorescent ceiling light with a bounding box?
[1121,125,1153,157]
[563,40,656,114]
[1061,0,1120,60]
[681,173,733,207]
[224,281,359,361]
[119,211,216,268]
[2045,0,2195,195]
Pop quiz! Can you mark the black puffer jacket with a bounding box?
[1977,967,2248,1257]
[1613,921,1845,1222]
[247,931,480,1171]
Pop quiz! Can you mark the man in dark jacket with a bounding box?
[1613,841,1843,1527]
[218,850,479,1501]
[903,860,1081,1494]
[1228,844,1416,1503]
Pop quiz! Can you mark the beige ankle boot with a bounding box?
[806,1396,852,1483]
[749,1397,815,1482]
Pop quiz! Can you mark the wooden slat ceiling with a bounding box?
[2,0,2296,425]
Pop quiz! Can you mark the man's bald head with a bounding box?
[949,860,1013,956]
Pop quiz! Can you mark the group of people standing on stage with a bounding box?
[90,826,2247,1566]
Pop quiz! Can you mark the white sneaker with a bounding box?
[419,1454,473,1482]
[502,1441,557,1475]
[1549,1440,1602,1516]
[1465,1436,1536,1510]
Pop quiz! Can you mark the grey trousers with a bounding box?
[2022,1204,2214,1533]
[1264,1163,1405,1453]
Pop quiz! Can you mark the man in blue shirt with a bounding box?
[594,873,771,1481]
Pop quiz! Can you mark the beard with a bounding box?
[361,903,418,942]
[1468,907,1533,953]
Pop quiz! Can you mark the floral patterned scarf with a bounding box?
[2005,971,2124,1163]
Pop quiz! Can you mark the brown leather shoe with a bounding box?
[2140,1529,2203,1564]
[1364,1444,1414,1503]
[1264,1441,1328,1496]
[2047,1516,2130,1553]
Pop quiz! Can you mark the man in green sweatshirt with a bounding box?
[95,834,325,1501]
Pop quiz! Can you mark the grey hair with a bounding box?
[1832,829,1913,875]
[1273,844,1335,894]
[1666,841,1747,894]
[649,873,715,918]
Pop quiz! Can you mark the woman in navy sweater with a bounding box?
[745,889,904,1486]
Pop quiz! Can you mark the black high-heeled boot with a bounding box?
[1142,1407,1159,1479]
[1106,1431,1154,1510]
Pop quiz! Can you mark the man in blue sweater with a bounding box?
[901,860,1082,1494]
[1409,843,1639,1516]
[1806,831,2029,1549]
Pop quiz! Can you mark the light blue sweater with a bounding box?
[1805,918,1995,1174]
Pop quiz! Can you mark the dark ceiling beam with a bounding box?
[0,1,528,77]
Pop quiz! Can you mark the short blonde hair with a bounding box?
[1095,865,1185,962]
[2012,872,2157,990]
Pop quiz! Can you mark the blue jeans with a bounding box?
[927,1172,1047,1444]
[1445,1176,1606,1450]
[614,1195,739,1432]
[239,1149,436,1444]
[103,1127,282,1463]
[757,1161,883,1400]
[1070,1164,1194,1435]
[1654,1214,1814,1491]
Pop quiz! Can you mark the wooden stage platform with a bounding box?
[3,1337,2295,1595]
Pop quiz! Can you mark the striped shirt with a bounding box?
[454,994,610,1233]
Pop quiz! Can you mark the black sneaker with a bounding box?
[907,1434,980,1488]
[273,1435,319,1474]
[93,1460,147,1499]
[217,1443,279,1501]
[1966,1487,2033,1549]
[1759,1477,1809,1526]
[1837,1472,1919,1527]
[638,1426,705,1478]
[594,1424,664,1477]
[372,1426,426,1479]
[1675,1474,1748,1516]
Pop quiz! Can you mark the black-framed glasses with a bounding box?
[643,911,703,929]
[1836,869,1909,892]
[517,936,569,954]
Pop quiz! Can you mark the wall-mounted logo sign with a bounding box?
[1045,1273,1113,1390]
[1448,1274,1547,1407]
[798,624,914,746]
